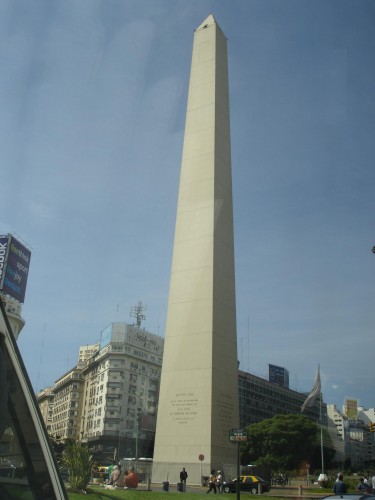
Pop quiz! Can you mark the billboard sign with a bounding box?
[100,324,113,349]
[0,234,31,303]
[0,235,9,285]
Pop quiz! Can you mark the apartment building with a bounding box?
[79,322,163,461]
[50,367,84,441]
[347,420,373,468]
[36,386,54,434]
[327,403,375,467]
[326,404,347,464]
[78,343,100,364]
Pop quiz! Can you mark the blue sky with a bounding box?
[1,0,374,410]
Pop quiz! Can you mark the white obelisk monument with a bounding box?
[153,15,239,484]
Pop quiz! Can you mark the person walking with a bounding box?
[207,470,217,494]
[180,467,188,492]
[333,474,347,494]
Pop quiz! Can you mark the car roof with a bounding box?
[240,475,265,481]
[322,496,375,500]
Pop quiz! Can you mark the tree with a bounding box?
[242,414,321,471]
[61,440,94,492]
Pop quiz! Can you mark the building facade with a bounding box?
[0,295,25,339]
[36,386,54,434]
[327,403,375,467]
[238,369,325,428]
[36,322,164,462]
[347,420,372,468]
[79,323,163,461]
[78,343,100,364]
[50,367,84,441]
[326,404,347,465]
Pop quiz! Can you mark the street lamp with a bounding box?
[134,391,144,459]
[116,430,122,462]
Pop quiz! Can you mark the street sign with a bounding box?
[229,429,248,442]
[199,454,204,461]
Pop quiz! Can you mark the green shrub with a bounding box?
[61,441,94,492]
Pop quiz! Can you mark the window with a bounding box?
[0,300,67,498]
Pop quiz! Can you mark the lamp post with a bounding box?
[229,429,248,500]
[117,430,122,462]
[134,391,144,459]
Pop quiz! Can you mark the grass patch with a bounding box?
[68,490,330,500]
[68,491,213,499]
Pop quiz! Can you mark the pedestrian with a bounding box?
[364,475,372,494]
[356,477,371,494]
[105,465,123,489]
[125,467,139,489]
[207,470,217,494]
[216,470,223,493]
[180,467,188,492]
[333,474,347,494]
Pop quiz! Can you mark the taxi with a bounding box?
[223,475,271,494]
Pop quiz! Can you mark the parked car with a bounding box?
[223,475,271,494]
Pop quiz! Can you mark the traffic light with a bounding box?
[370,422,374,433]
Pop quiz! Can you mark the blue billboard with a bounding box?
[0,234,31,303]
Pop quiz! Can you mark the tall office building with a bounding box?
[153,15,239,484]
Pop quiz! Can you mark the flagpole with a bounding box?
[301,366,325,481]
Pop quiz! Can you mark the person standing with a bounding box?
[333,474,347,494]
[216,471,223,493]
[180,467,188,492]
[207,470,217,494]
[356,477,371,494]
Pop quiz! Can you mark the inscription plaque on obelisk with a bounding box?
[152,14,239,484]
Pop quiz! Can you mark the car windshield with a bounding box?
[0,300,67,499]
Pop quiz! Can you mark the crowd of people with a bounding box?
[93,464,375,494]
[95,463,139,490]
[333,472,375,495]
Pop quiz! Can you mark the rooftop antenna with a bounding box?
[130,301,147,328]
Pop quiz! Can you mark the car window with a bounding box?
[0,300,68,499]
[244,477,254,484]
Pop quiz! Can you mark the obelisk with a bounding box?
[152,15,239,484]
